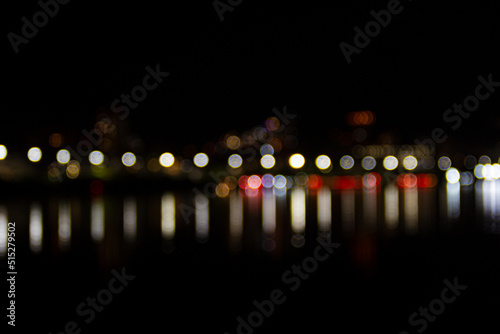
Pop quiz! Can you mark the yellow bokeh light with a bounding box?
[289,154,305,169]
[215,183,230,198]
[66,160,80,179]
[159,152,175,167]
[27,147,42,162]
[226,136,241,150]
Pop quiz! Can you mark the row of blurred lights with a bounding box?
[2,145,500,181]
[208,171,440,199]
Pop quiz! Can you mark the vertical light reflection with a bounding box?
[58,199,71,250]
[291,187,306,234]
[483,180,500,232]
[195,194,209,242]
[475,180,483,222]
[161,193,175,240]
[29,203,43,253]
[229,190,243,250]
[123,196,137,242]
[495,180,500,225]
[404,187,418,234]
[262,188,276,235]
[363,186,377,231]
[0,206,7,257]
[262,188,276,252]
[317,186,332,236]
[91,197,105,242]
[384,183,399,229]
[341,188,355,234]
[446,182,461,220]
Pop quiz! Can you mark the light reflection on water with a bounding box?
[29,203,43,253]
[123,196,137,243]
[0,206,7,257]
[195,194,209,243]
[161,193,175,240]
[91,196,105,243]
[6,175,500,256]
[58,199,71,250]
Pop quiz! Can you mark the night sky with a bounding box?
[4,0,500,156]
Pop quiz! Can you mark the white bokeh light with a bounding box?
[340,155,354,170]
[274,175,287,189]
[315,155,331,170]
[438,156,452,171]
[27,147,42,162]
[193,153,209,168]
[383,156,398,170]
[121,152,136,167]
[56,149,70,164]
[0,145,7,160]
[361,156,376,170]
[403,155,418,170]
[228,154,243,168]
[159,152,175,167]
[89,151,104,165]
[261,154,276,169]
[289,154,305,169]
[445,167,460,184]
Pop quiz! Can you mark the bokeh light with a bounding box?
[248,175,262,189]
[274,175,287,189]
[56,149,70,164]
[438,156,452,171]
[215,183,230,198]
[445,168,460,184]
[315,155,331,170]
[0,145,7,160]
[403,155,418,170]
[48,133,63,148]
[121,152,136,167]
[228,154,243,168]
[460,171,474,186]
[474,164,484,179]
[159,152,175,167]
[260,144,274,156]
[340,155,354,170]
[289,154,305,169]
[478,155,491,165]
[383,156,398,170]
[482,164,500,181]
[262,174,274,188]
[226,136,241,150]
[261,154,276,169]
[464,155,477,169]
[361,156,376,170]
[66,160,80,179]
[89,151,104,165]
[193,153,209,168]
[27,147,42,162]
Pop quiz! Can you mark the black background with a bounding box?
[2,0,500,333]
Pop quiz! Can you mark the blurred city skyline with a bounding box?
[3,0,500,156]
